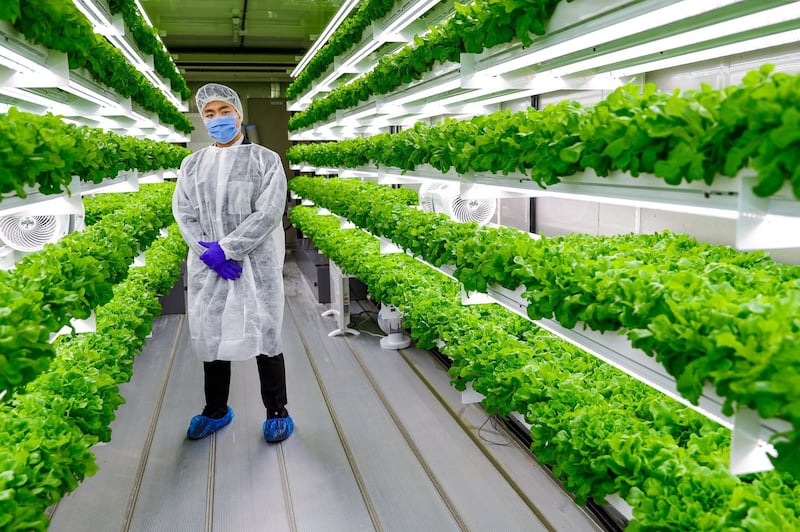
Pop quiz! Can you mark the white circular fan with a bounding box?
[0,245,14,270]
[418,181,496,225]
[378,303,403,334]
[418,181,449,213]
[377,303,410,350]
[449,196,496,225]
[0,214,70,252]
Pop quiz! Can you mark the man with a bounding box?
[172,83,292,443]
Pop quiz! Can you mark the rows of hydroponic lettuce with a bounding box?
[106,0,191,101]
[1,1,192,133]
[0,183,188,531]
[288,175,800,478]
[0,108,190,201]
[0,3,188,529]
[0,184,175,397]
[288,0,571,130]
[288,204,800,531]
[288,65,800,200]
[286,0,397,100]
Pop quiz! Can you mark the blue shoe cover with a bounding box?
[187,407,234,440]
[263,415,294,443]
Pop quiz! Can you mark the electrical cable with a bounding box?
[356,329,385,338]
[477,415,512,446]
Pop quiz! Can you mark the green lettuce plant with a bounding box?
[107,0,191,101]
[289,175,800,476]
[287,0,396,100]
[3,0,192,133]
[288,0,570,131]
[0,107,189,201]
[0,183,175,397]
[288,66,800,199]
[0,221,187,531]
[289,204,800,529]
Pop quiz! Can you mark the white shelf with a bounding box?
[80,170,140,196]
[0,167,162,216]
[138,169,171,184]
[307,163,800,251]
[314,167,340,176]
[63,67,133,115]
[457,0,800,109]
[0,176,83,217]
[0,21,69,87]
[373,0,450,43]
[463,0,800,85]
[0,81,180,142]
[72,0,123,37]
[338,166,379,179]
[75,0,188,112]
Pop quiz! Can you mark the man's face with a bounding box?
[202,100,241,129]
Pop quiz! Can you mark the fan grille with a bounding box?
[418,181,448,212]
[450,196,495,224]
[0,215,64,252]
[378,304,403,334]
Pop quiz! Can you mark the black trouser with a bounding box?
[202,353,287,418]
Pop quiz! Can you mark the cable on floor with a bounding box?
[477,415,512,446]
[357,329,385,338]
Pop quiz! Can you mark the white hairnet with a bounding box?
[195,83,243,117]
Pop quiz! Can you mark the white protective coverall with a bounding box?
[173,137,287,361]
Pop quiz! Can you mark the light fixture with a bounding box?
[72,0,123,36]
[387,77,461,107]
[430,87,498,109]
[64,71,129,111]
[373,0,441,42]
[549,4,800,78]
[291,0,361,77]
[131,0,176,65]
[610,29,800,79]
[476,0,751,78]
[71,3,184,110]
[108,31,154,76]
[338,40,383,71]
[142,69,186,110]
[337,105,379,127]
[0,87,67,111]
[0,21,51,74]
[134,0,154,27]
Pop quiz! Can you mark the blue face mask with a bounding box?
[204,114,239,144]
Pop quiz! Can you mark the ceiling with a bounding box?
[139,0,345,84]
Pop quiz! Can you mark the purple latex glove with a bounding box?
[198,241,226,269]
[216,260,243,280]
